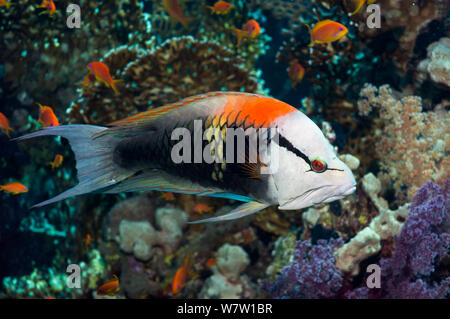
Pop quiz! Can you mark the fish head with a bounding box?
[332,24,348,41]
[268,111,356,210]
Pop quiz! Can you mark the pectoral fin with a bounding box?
[187,201,270,224]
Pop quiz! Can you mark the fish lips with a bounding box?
[278,183,356,210]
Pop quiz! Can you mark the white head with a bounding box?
[268,111,356,210]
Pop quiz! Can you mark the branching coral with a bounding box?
[347,180,450,299]
[67,37,262,125]
[264,239,344,299]
[358,83,449,203]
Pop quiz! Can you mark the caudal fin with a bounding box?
[13,125,133,207]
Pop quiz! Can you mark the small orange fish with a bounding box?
[0,112,13,138]
[162,0,190,29]
[205,258,217,268]
[172,252,192,294]
[229,19,261,45]
[86,62,120,95]
[208,1,232,15]
[241,229,255,244]
[44,296,56,299]
[0,182,28,195]
[85,234,92,249]
[50,154,63,169]
[37,0,57,17]
[288,60,305,88]
[37,103,59,127]
[192,203,212,214]
[160,192,175,201]
[97,275,120,296]
[0,0,14,9]
[307,20,348,46]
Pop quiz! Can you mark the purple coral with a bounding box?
[348,180,450,299]
[264,239,344,299]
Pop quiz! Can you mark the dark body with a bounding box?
[112,114,272,201]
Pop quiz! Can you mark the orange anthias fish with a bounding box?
[14,92,356,223]
[85,62,120,95]
[0,112,13,138]
[208,1,232,15]
[162,0,190,29]
[345,0,376,16]
[44,296,56,299]
[172,252,192,294]
[50,154,63,169]
[37,103,59,127]
[229,19,260,45]
[307,20,348,46]
[38,0,57,17]
[0,0,14,9]
[97,275,120,296]
[192,203,213,214]
[0,182,28,195]
[85,233,92,249]
[288,60,305,88]
[160,192,175,201]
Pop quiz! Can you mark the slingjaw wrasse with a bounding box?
[13,92,356,223]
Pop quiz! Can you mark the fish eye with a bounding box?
[339,27,343,30]
[310,158,327,173]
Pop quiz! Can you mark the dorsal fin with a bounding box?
[107,92,237,127]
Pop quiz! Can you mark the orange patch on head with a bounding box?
[222,94,296,127]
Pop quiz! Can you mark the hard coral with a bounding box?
[417,37,450,88]
[68,37,261,125]
[336,173,409,276]
[200,244,254,299]
[116,205,188,261]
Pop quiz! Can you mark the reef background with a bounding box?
[0,0,449,299]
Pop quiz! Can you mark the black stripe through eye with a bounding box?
[275,133,311,166]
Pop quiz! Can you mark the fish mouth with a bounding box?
[279,182,356,210]
[319,183,356,204]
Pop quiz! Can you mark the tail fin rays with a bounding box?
[13,125,133,207]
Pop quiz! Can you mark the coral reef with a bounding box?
[264,239,344,299]
[107,198,187,261]
[3,249,106,298]
[265,232,297,280]
[417,37,450,88]
[358,84,449,204]
[200,244,253,299]
[67,37,262,125]
[335,173,409,275]
[347,180,450,299]
[0,0,152,108]
[1,0,449,302]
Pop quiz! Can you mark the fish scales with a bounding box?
[112,111,271,200]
